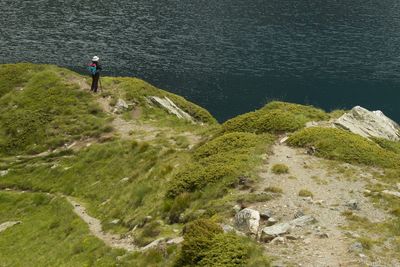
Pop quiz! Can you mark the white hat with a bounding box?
[92,56,99,62]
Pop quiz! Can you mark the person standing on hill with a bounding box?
[88,56,102,93]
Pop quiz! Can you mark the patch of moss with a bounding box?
[287,127,400,168]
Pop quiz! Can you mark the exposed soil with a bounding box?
[249,142,392,267]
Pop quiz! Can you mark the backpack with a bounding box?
[88,63,97,75]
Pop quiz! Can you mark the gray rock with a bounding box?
[349,242,363,253]
[267,217,278,226]
[235,208,260,235]
[141,238,165,250]
[334,106,400,141]
[346,199,359,210]
[294,210,305,219]
[290,215,316,227]
[261,215,316,242]
[148,96,194,122]
[260,209,273,220]
[220,224,246,236]
[113,99,129,113]
[261,222,291,240]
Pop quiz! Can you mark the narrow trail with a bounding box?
[251,142,388,267]
[0,188,138,251]
[66,197,137,252]
[66,74,202,146]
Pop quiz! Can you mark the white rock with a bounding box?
[382,190,400,198]
[270,236,285,244]
[148,96,194,122]
[334,106,400,141]
[166,236,184,245]
[0,221,21,233]
[114,99,129,113]
[110,219,120,224]
[0,170,8,177]
[142,238,165,250]
[120,177,129,182]
[234,208,260,235]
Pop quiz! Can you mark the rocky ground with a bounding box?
[229,141,398,267]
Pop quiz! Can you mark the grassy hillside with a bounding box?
[0,64,272,266]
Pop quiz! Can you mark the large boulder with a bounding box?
[148,96,194,122]
[234,208,260,235]
[335,106,400,141]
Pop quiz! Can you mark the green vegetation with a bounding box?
[287,127,400,168]
[174,219,270,267]
[0,64,110,155]
[167,132,274,198]
[264,186,283,194]
[271,164,289,174]
[100,76,217,126]
[0,191,177,266]
[298,189,313,198]
[222,101,328,134]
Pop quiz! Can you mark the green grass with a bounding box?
[0,191,178,267]
[100,76,217,125]
[271,164,289,174]
[298,189,313,198]
[0,64,109,155]
[287,127,400,168]
[166,132,274,198]
[222,101,328,134]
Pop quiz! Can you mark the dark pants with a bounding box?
[91,73,100,92]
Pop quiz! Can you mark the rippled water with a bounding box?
[2,0,400,122]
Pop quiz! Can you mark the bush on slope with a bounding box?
[222,101,328,134]
[287,127,400,168]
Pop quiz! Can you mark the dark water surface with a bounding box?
[2,0,400,122]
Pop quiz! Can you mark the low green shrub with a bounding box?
[298,189,313,198]
[271,164,289,174]
[264,186,283,193]
[175,219,270,267]
[287,127,400,168]
[222,101,328,134]
[167,133,273,198]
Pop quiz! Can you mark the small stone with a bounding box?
[233,204,241,213]
[303,238,311,244]
[166,236,184,245]
[318,233,329,239]
[346,199,359,210]
[359,253,367,258]
[110,219,120,224]
[267,217,278,226]
[260,209,273,220]
[363,189,371,194]
[279,136,289,144]
[349,242,363,253]
[120,177,129,182]
[294,211,304,219]
[270,236,285,244]
[0,170,9,177]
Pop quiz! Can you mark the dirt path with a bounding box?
[66,197,137,251]
[251,142,388,267]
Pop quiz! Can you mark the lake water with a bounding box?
[1,0,400,122]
